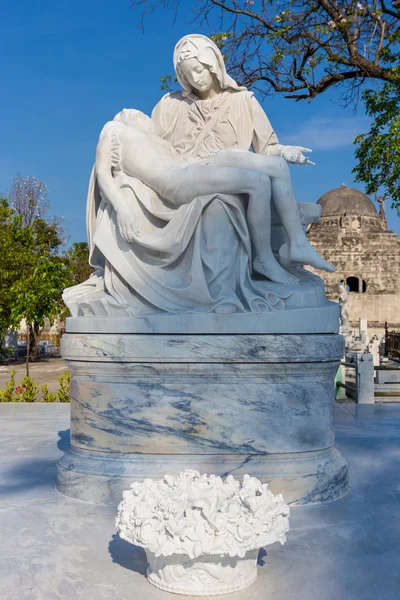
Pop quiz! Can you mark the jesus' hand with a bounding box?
[282,146,315,166]
[117,207,138,243]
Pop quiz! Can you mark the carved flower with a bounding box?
[127,481,142,496]
[234,523,253,544]
[156,538,176,557]
[242,474,263,493]
[273,515,290,544]
[116,470,290,559]
[163,498,184,519]
[207,511,229,532]
[136,521,155,546]
[166,518,186,538]
[224,499,242,522]
[134,503,154,520]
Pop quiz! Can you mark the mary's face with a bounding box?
[179,57,214,94]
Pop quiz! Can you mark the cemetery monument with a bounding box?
[57,34,348,506]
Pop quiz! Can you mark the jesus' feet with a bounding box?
[253,257,299,285]
[286,240,336,272]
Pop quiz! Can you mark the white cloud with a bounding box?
[282,115,370,151]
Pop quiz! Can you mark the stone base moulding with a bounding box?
[57,331,349,505]
[65,302,340,335]
[57,446,347,506]
[145,548,259,595]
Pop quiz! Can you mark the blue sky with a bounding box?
[1,0,398,244]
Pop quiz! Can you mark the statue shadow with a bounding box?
[258,548,268,566]
[108,533,267,575]
[57,429,70,452]
[0,457,59,496]
[108,533,147,576]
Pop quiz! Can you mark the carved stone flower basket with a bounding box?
[116,470,290,596]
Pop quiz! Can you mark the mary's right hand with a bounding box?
[282,146,315,166]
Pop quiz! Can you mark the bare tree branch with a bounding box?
[130,0,400,105]
[380,0,400,20]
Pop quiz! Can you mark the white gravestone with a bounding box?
[355,353,375,404]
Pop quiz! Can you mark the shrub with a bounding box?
[0,369,71,402]
[19,376,39,402]
[41,384,57,403]
[0,369,17,402]
[58,371,71,403]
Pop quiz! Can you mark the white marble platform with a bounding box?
[1,402,399,600]
[57,331,348,505]
[65,302,339,334]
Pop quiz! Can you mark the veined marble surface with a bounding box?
[61,332,343,362]
[57,446,347,506]
[66,361,337,454]
[57,332,347,505]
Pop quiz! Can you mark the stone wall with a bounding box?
[307,218,400,328]
[347,294,400,327]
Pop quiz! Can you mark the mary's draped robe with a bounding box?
[66,89,299,317]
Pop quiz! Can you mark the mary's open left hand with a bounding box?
[282,146,315,166]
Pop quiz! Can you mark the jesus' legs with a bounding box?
[210,151,335,273]
[166,164,298,285]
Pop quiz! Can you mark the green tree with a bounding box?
[3,174,70,365]
[64,242,94,286]
[353,84,400,208]
[0,197,69,372]
[0,199,29,356]
[9,255,70,375]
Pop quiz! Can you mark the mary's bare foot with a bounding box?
[289,240,336,272]
[253,257,299,285]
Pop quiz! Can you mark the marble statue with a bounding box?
[63,33,334,318]
[57,34,348,509]
[116,469,289,595]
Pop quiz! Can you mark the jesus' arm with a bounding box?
[96,127,138,242]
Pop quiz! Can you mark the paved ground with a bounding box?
[0,358,67,396]
[0,402,399,600]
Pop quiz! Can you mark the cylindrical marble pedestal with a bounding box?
[57,331,348,505]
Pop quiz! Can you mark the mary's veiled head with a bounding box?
[173,34,244,97]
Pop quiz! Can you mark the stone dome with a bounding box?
[317,184,378,217]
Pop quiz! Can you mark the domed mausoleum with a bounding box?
[307,184,400,331]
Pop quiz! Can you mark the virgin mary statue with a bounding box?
[64,34,327,318]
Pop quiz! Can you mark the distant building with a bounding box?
[307,184,400,333]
